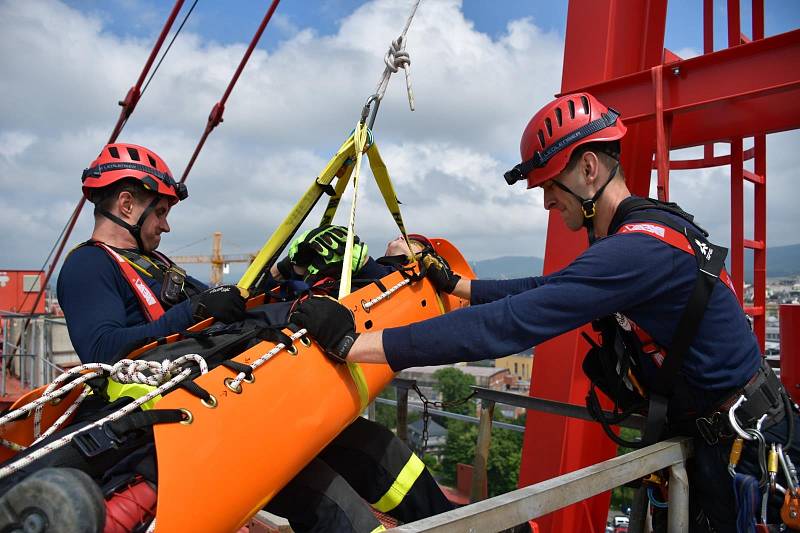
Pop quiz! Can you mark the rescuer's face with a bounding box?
[136,197,171,252]
[541,168,586,232]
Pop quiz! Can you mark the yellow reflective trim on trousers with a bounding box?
[238,134,356,290]
[371,451,426,513]
[105,380,161,411]
[347,361,370,411]
[370,526,387,533]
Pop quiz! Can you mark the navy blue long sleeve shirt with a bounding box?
[382,205,761,393]
[57,244,205,364]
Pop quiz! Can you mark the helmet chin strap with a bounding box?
[97,196,161,252]
[552,162,620,244]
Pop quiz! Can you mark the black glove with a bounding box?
[290,296,359,363]
[420,251,461,294]
[190,285,247,323]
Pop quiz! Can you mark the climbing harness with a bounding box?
[583,198,739,448]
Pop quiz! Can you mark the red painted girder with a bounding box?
[520,2,669,532]
[571,29,800,147]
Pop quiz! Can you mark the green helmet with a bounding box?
[288,225,369,281]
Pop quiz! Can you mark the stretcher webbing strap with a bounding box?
[238,135,357,290]
[338,121,371,410]
[319,162,356,227]
[371,452,426,512]
[338,121,369,299]
[366,142,413,258]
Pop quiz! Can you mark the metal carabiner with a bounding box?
[729,395,756,440]
[360,93,381,130]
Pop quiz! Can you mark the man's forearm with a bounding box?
[349,331,388,364]
[452,277,471,300]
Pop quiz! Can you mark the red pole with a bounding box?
[108,0,186,144]
[780,305,800,404]
[179,0,282,184]
[12,0,187,354]
[730,137,744,304]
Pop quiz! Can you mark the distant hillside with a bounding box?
[471,243,800,281]
[746,243,800,281]
[471,256,544,279]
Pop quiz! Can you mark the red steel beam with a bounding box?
[572,29,800,148]
[520,2,668,532]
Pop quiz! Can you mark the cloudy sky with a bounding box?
[1,0,798,285]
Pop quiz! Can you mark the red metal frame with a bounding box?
[521,1,798,531]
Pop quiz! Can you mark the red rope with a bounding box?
[179,0,282,184]
[12,0,187,354]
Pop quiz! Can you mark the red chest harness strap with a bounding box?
[616,221,737,297]
[94,242,166,322]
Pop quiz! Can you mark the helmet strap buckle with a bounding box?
[581,200,597,219]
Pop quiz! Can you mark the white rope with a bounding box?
[0,354,207,482]
[1,356,209,452]
[361,278,411,310]
[373,0,422,110]
[228,330,308,391]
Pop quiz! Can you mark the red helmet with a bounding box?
[81,143,187,204]
[504,93,627,189]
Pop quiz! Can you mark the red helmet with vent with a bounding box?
[504,93,627,189]
[81,143,187,204]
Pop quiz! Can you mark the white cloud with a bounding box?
[0,0,794,287]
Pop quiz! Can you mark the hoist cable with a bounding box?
[140,0,199,98]
[11,0,190,355]
[179,0,282,184]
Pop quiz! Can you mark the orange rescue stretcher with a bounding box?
[0,238,474,532]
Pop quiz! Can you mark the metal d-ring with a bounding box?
[300,336,312,347]
[224,377,242,394]
[201,394,218,409]
[179,408,193,425]
[728,395,756,441]
[243,373,255,384]
[286,344,298,356]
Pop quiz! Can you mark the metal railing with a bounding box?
[1,315,73,398]
[397,437,692,532]
[376,379,691,532]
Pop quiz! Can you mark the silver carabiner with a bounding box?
[728,395,755,441]
[360,94,381,130]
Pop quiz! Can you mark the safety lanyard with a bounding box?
[94,243,166,322]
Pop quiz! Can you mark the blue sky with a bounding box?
[66,0,799,55]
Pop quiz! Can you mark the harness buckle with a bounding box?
[73,422,124,458]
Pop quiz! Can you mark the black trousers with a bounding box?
[264,417,453,533]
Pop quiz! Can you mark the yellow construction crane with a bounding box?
[171,232,256,286]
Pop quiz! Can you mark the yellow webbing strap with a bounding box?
[319,161,355,227]
[238,134,357,290]
[371,452,426,513]
[105,380,161,411]
[365,143,413,254]
[338,121,371,410]
[338,121,369,298]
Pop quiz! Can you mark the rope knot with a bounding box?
[384,37,411,73]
